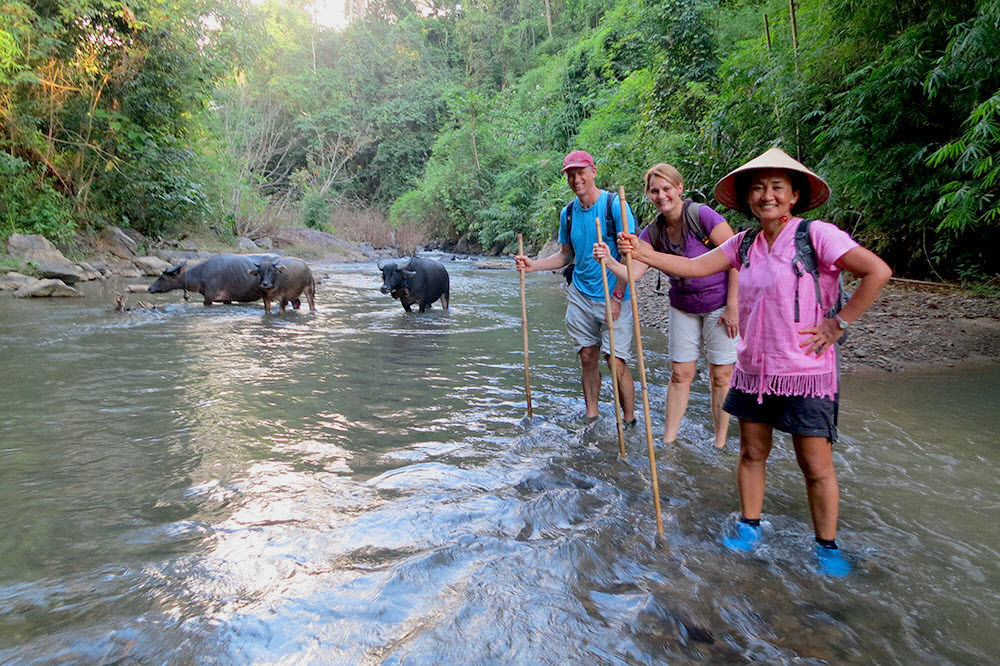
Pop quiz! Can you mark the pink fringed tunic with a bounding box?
[718,218,858,403]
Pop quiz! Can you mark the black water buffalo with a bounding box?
[249,256,316,314]
[148,254,275,305]
[379,257,450,312]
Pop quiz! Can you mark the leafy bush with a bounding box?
[0,153,75,243]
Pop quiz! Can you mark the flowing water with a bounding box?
[0,254,997,664]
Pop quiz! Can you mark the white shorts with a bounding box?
[668,305,738,365]
[565,283,633,362]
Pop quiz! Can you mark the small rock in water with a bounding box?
[14,279,83,298]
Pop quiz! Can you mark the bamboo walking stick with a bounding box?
[595,218,626,457]
[618,186,664,537]
[517,234,533,419]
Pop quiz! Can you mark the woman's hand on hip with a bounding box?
[799,318,844,356]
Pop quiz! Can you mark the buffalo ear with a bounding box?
[377,260,384,271]
[248,268,258,275]
[165,262,185,276]
[402,270,416,278]
[275,263,286,272]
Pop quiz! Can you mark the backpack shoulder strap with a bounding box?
[563,201,574,242]
[793,218,819,277]
[603,190,617,241]
[737,227,761,266]
[683,200,714,249]
[791,218,825,324]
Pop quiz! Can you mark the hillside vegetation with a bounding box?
[1,0,997,280]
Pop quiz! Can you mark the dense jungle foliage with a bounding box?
[1,0,997,279]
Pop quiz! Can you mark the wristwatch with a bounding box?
[835,314,850,330]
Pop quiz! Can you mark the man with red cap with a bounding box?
[515,150,638,425]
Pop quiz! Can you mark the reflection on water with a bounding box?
[0,255,997,663]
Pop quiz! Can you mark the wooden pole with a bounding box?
[789,0,801,159]
[789,0,799,54]
[617,186,664,538]
[595,217,626,457]
[517,234,533,419]
[764,13,772,51]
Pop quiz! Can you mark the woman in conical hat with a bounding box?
[603,146,891,577]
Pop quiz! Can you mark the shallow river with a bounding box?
[1,254,997,664]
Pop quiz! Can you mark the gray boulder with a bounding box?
[537,238,561,259]
[473,259,510,270]
[14,278,83,298]
[100,226,139,259]
[236,236,261,253]
[35,260,87,284]
[99,260,142,278]
[7,233,87,283]
[271,227,366,261]
[149,248,210,264]
[0,272,36,291]
[132,255,173,276]
[75,262,103,281]
[6,233,59,260]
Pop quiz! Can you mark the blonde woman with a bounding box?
[594,163,738,449]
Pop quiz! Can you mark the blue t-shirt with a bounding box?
[558,190,637,301]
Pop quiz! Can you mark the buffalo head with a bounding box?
[379,257,416,295]
[148,261,188,293]
[249,259,286,291]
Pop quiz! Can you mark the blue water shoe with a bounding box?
[722,521,761,552]
[816,544,851,578]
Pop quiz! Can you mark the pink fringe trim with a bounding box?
[732,368,837,403]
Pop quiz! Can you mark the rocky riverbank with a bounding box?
[0,226,384,299]
[631,270,1000,374]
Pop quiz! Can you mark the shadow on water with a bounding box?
[0,258,997,663]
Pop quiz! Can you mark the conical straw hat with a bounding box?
[713,147,830,213]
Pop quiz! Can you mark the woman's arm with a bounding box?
[835,246,893,325]
[593,242,648,282]
[799,246,892,356]
[617,232,732,278]
[708,220,740,338]
[719,267,739,338]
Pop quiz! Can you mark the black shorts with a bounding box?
[723,388,839,442]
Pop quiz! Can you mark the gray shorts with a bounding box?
[668,305,739,365]
[565,283,634,362]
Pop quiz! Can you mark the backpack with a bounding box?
[561,191,623,285]
[737,218,849,343]
[647,200,715,292]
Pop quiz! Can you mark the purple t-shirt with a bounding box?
[639,204,729,314]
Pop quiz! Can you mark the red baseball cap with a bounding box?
[561,150,595,172]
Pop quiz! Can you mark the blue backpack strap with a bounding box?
[603,190,618,241]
